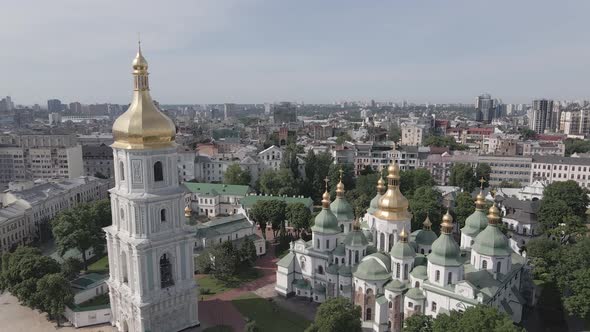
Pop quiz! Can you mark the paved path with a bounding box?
[198,230,279,332]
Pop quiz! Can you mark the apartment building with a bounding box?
[82,144,113,179]
[531,156,590,188]
[400,123,427,146]
[183,182,252,217]
[479,155,532,186]
[353,142,423,175]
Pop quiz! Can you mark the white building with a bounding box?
[400,123,427,146]
[183,182,251,217]
[104,46,199,332]
[531,155,590,188]
[258,145,283,171]
[276,162,526,331]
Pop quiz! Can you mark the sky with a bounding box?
[2,0,590,105]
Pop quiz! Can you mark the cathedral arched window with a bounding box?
[447,272,452,285]
[496,261,501,273]
[340,224,344,232]
[396,263,400,278]
[341,257,345,264]
[365,308,372,321]
[318,265,324,275]
[431,301,437,312]
[120,208,125,221]
[160,253,174,288]
[482,260,488,269]
[420,248,425,254]
[404,264,408,280]
[121,251,128,284]
[119,161,125,181]
[160,209,167,222]
[379,233,385,251]
[154,161,164,182]
[435,270,440,282]
[355,250,359,264]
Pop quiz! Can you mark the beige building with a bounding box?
[478,155,532,186]
[400,123,427,146]
[531,156,590,188]
[560,109,590,136]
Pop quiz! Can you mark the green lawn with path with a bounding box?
[232,292,311,332]
[87,255,109,273]
[197,268,260,299]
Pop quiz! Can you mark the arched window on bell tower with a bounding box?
[160,253,174,288]
[154,161,164,182]
[160,209,167,222]
[119,161,125,181]
[121,251,128,284]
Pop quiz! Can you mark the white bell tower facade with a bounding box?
[104,43,199,332]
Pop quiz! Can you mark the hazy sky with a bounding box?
[2,0,590,105]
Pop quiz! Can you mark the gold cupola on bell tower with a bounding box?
[374,144,410,221]
[112,42,176,150]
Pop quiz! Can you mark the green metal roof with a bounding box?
[277,252,295,268]
[385,279,407,292]
[293,278,311,290]
[197,214,252,238]
[390,241,416,260]
[410,265,427,280]
[376,295,388,305]
[344,230,369,247]
[428,234,462,266]
[184,182,250,196]
[362,229,373,242]
[413,229,438,246]
[327,264,340,274]
[338,265,352,277]
[461,209,488,237]
[405,288,426,301]
[333,243,346,256]
[354,253,391,281]
[240,194,312,209]
[330,197,354,221]
[472,225,511,256]
[311,208,340,234]
[70,273,107,290]
[314,284,326,294]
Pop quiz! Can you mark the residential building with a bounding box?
[521,141,565,156]
[273,102,297,124]
[478,155,531,186]
[400,123,427,146]
[184,182,252,217]
[496,197,542,255]
[354,143,421,176]
[530,155,590,188]
[47,99,63,112]
[560,109,590,136]
[177,146,196,182]
[530,99,554,134]
[82,144,114,178]
[476,94,494,123]
[258,145,283,171]
[193,214,266,256]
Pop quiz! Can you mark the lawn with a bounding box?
[87,255,109,273]
[197,268,260,299]
[232,293,311,332]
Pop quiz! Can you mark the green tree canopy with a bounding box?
[423,136,467,150]
[305,297,361,332]
[538,181,589,236]
[404,314,433,332]
[400,168,436,197]
[409,305,523,332]
[328,163,355,196]
[224,163,252,186]
[286,202,312,235]
[212,241,239,280]
[259,169,298,196]
[408,186,444,233]
[454,192,476,228]
[449,163,477,193]
[61,257,83,281]
[281,143,301,177]
[35,273,74,327]
[239,236,258,267]
[475,163,491,187]
[303,151,334,203]
[564,138,590,156]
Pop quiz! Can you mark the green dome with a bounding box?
[338,265,352,277]
[362,229,373,242]
[428,234,462,266]
[410,265,427,280]
[385,279,407,292]
[327,264,339,275]
[390,241,416,260]
[330,197,354,221]
[333,243,346,256]
[405,288,426,301]
[367,193,382,214]
[461,209,488,236]
[472,225,511,256]
[414,229,438,246]
[311,208,340,234]
[344,230,369,247]
[354,253,391,281]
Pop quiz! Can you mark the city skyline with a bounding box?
[3,0,590,105]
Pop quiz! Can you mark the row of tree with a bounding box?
[195,237,258,281]
[305,297,522,332]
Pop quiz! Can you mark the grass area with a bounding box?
[202,325,233,332]
[197,268,260,299]
[87,255,109,273]
[232,292,311,332]
[78,293,109,308]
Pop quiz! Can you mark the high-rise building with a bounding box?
[530,99,554,134]
[223,103,235,120]
[47,99,63,112]
[106,45,199,332]
[0,96,14,112]
[69,101,83,113]
[272,102,297,124]
[475,94,494,123]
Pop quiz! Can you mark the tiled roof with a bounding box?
[183,182,251,196]
[240,194,312,208]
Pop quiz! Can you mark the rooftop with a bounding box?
[184,182,251,197]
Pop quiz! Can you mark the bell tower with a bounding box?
[104,43,199,332]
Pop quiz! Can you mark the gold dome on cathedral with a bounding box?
[374,162,410,221]
[112,44,176,150]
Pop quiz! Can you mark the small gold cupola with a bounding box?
[336,169,345,197]
[112,42,176,150]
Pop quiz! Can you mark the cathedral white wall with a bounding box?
[427,262,463,287]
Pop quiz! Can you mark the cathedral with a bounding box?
[104,45,199,332]
[276,162,526,332]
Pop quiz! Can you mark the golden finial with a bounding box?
[487,204,501,225]
[322,177,331,208]
[336,168,345,197]
[479,177,486,190]
[399,227,408,243]
[441,209,454,234]
[353,218,361,231]
[423,215,432,230]
[184,205,192,218]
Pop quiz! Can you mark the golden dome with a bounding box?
[322,190,331,208]
[475,190,486,209]
[441,210,454,234]
[374,162,409,221]
[487,204,501,225]
[336,180,345,197]
[423,215,432,230]
[376,176,386,194]
[184,205,192,218]
[399,227,408,242]
[112,44,176,150]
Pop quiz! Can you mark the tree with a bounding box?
[286,202,311,236]
[305,297,361,332]
[239,236,258,267]
[564,138,590,156]
[430,305,523,332]
[538,181,589,236]
[212,241,239,280]
[335,132,352,145]
[35,273,74,327]
[355,172,381,198]
[518,127,537,140]
[224,163,251,186]
[259,169,298,196]
[449,163,477,193]
[328,163,355,196]
[454,192,475,228]
[564,268,590,318]
[388,124,401,142]
[51,204,105,270]
[281,143,301,177]
[249,201,269,241]
[91,199,112,228]
[245,320,260,332]
[409,186,444,232]
[404,314,433,332]
[423,136,467,151]
[266,200,287,238]
[400,169,435,197]
[475,163,491,187]
[61,257,83,281]
[195,249,213,274]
